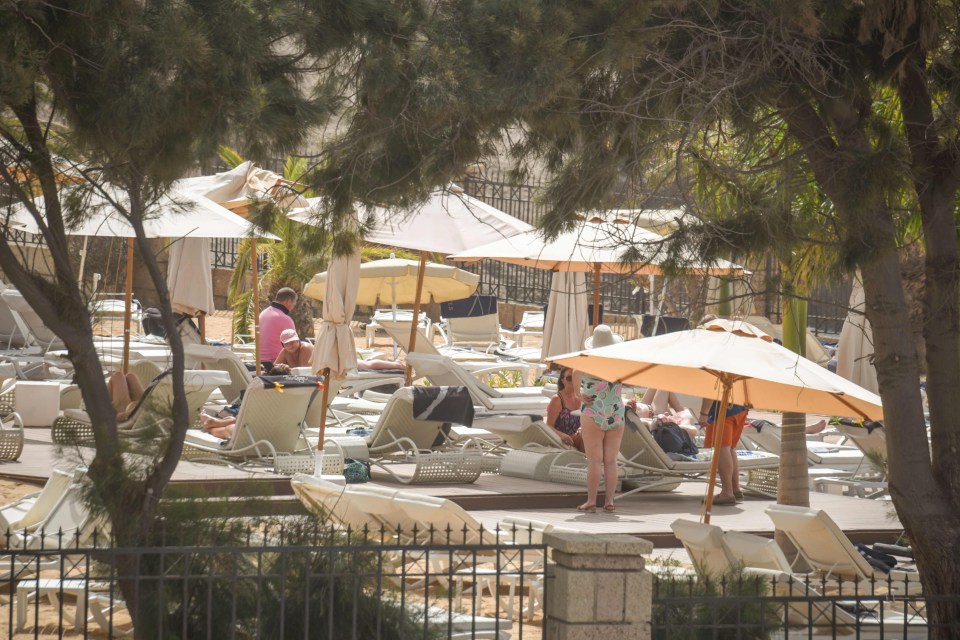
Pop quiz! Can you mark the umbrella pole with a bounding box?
[251,239,260,375]
[405,251,428,385]
[702,378,732,524]
[317,366,331,452]
[122,240,134,374]
[198,312,206,344]
[593,263,601,327]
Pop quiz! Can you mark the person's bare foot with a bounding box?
[806,419,827,435]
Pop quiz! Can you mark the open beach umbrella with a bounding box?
[9,185,277,370]
[451,217,745,334]
[291,185,531,381]
[550,322,883,522]
[836,274,878,394]
[541,272,590,359]
[305,256,479,308]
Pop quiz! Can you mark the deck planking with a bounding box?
[2,427,903,546]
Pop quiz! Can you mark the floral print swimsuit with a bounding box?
[581,375,624,431]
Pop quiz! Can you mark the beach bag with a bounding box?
[652,420,699,457]
[343,458,371,484]
[855,543,897,573]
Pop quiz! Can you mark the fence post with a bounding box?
[543,531,653,640]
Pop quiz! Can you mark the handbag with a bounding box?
[343,458,371,484]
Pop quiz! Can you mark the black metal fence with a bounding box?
[3,523,546,639]
[652,572,941,639]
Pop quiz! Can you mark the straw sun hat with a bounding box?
[584,324,624,349]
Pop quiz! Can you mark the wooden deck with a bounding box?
[1,427,902,547]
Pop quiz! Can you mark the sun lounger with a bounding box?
[0,282,28,349]
[52,369,229,444]
[0,410,23,462]
[1,468,95,550]
[671,518,799,577]
[765,504,922,595]
[406,353,548,414]
[365,309,434,349]
[184,376,321,474]
[745,567,927,638]
[618,409,779,498]
[319,387,483,484]
[15,578,131,636]
[739,420,868,474]
[0,288,65,354]
[501,310,544,348]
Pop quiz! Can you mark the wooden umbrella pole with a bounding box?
[702,375,732,524]
[122,240,134,374]
[405,251,428,386]
[593,263,601,327]
[251,239,261,375]
[317,366,331,452]
[198,313,206,345]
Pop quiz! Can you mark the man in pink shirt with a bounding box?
[259,287,297,371]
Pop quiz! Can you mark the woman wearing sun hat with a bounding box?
[577,324,626,513]
[271,328,315,374]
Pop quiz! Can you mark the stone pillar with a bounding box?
[543,531,653,640]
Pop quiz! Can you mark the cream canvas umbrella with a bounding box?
[10,185,277,370]
[541,272,590,359]
[167,237,215,317]
[292,185,532,380]
[451,218,745,337]
[836,273,878,394]
[550,323,883,522]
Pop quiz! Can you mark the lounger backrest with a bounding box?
[740,423,783,454]
[184,343,253,404]
[366,387,444,452]
[291,476,376,530]
[128,359,164,388]
[343,486,417,532]
[621,410,676,471]
[28,484,90,549]
[378,320,440,357]
[0,288,63,351]
[670,519,733,578]
[13,468,76,532]
[228,381,315,455]
[392,494,487,544]
[303,376,343,429]
[0,283,27,347]
[721,530,794,573]
[405,353,499,408]
[835,422,887,461]
[765,504,876,580]
[443,314,501,347]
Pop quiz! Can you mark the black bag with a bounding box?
[343,458,371,484]
[652,420,699,457]
[855,543,897,573]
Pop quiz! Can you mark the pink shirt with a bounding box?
[259,302,295,362]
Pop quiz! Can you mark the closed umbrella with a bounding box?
[541,272,590,359]
[167,237,215,317]
[310,237,361,449]
[836,273,878,394]
[551,323,882,522]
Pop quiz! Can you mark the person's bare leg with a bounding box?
[716,446,735,499]
[601,425,625,509]
[125,373,145,404]
[806,419,827,435]
[667,392,684,412]
[729,447,741,495]
[650,389,669,415]
[579,417,603,511]
[107,371,131,414]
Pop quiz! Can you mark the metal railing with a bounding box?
[3,522,546,639]
[652,571,940,639]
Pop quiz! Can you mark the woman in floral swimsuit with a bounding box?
[577,325,627,513]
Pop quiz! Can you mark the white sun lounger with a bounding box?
[765,504,921,595]
[184,377,320,474]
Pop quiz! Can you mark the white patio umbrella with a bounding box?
[550,323,883,522]
[10,184,277,370]
[450,217,745,332]
[310,232,361,448]
[541,272,590,359]
[836,273,878,394]
[293,186,529,381]
[167,238,215,317]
